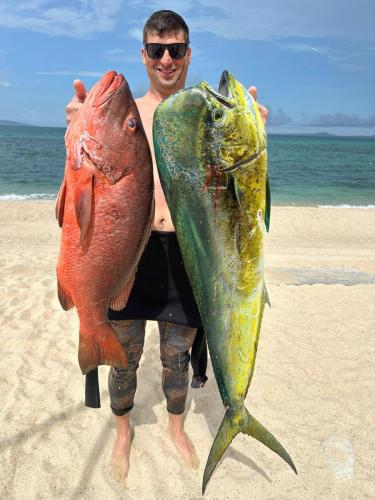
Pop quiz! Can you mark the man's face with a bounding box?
[142,30,191,96]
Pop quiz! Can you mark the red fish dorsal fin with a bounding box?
[110,274,136,311]
[74,171,94,244]
[55,178,67,227]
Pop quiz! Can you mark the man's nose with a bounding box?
[160,48,173,64]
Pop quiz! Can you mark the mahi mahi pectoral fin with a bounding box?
[55,178,67,227]
[74,171,94,244]
[232,176,244,213]
[265,173,271,232]
[202,406,297,494]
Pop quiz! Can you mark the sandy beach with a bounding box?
[0,201,374,499]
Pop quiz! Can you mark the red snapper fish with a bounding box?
[56,71,154,374]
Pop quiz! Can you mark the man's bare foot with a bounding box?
[167,413,199,469]
[109,413,133,483]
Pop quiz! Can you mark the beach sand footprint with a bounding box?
[320,435,354,480]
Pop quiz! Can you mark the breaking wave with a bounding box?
[0,193,57,201]
[318,204,375,209]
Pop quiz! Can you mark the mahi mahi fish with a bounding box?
[153,71,296,492]
[56,70,154,375]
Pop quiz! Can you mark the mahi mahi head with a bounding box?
[153,70,296,492]
[56,71,154,374]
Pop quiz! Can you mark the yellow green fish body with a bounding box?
[153,71,296,492]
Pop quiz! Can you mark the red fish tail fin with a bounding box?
[78,323,127,374]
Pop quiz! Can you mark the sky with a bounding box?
[0,0,374,135]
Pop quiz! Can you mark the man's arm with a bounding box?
[248,86,269,125]
[65,79,87,124]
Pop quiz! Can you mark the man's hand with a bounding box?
[65,79,87,125]
[248,86,268,125]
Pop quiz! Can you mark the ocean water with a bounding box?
[0,125,374,207]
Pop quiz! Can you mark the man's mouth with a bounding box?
[157,68,177,76]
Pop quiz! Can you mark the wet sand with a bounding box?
[1,201,374,499]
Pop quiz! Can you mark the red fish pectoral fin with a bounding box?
[55,178,67,227]
[74,171,94,244]
[78,322,128,374]
[81,134,133,185]
[110,274,135,311]
[57,280,74,311]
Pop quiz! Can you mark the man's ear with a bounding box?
[187,46,192,64]
[141,47,147,65]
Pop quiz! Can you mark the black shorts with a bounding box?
[108,231,202,328]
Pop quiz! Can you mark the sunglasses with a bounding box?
[144,43,188,60]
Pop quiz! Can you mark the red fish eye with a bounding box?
[127,118,137,129]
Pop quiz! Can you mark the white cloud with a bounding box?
[0,80,11,87]
[281,43,333,55]
[37,70,104,77]
[1,0,374,44]
[106,48,140,63]
[185,1,375,42]
[267,109,375,130]
[133,1,193,16]
[128,27,143,42]
[0,0,124,38]
[268,109,375,128]
[268,108,291,126]
[280,42,370,71]
[299,113,375,128]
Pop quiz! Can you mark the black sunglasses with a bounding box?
[144,43,188,60]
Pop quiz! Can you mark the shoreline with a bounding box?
[1,198,375,209]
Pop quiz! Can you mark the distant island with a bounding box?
[0,120,36,127]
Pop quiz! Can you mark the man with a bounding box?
[65,10,268,483]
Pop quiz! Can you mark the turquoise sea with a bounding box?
[0,125,374,207]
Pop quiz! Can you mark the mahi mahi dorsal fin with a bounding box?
[55,178,67,227]
[74,172,93,244]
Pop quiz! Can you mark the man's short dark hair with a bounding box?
[143,10,190,45]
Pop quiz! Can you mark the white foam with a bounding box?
[318,204,375,209]
[0,193,56,201]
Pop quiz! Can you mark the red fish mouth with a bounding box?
[93,71,125,107]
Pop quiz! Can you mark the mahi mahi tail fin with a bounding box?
[202,406,297,494]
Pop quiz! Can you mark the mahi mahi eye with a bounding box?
[127,118,137,130]
[212,108,224,121]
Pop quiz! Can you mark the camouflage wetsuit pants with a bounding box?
[108,319,197,416]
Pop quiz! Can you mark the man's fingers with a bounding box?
[257,103,269,125]
[247,85,268,125]
[248,85,257,101]
[73,79,87,102]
